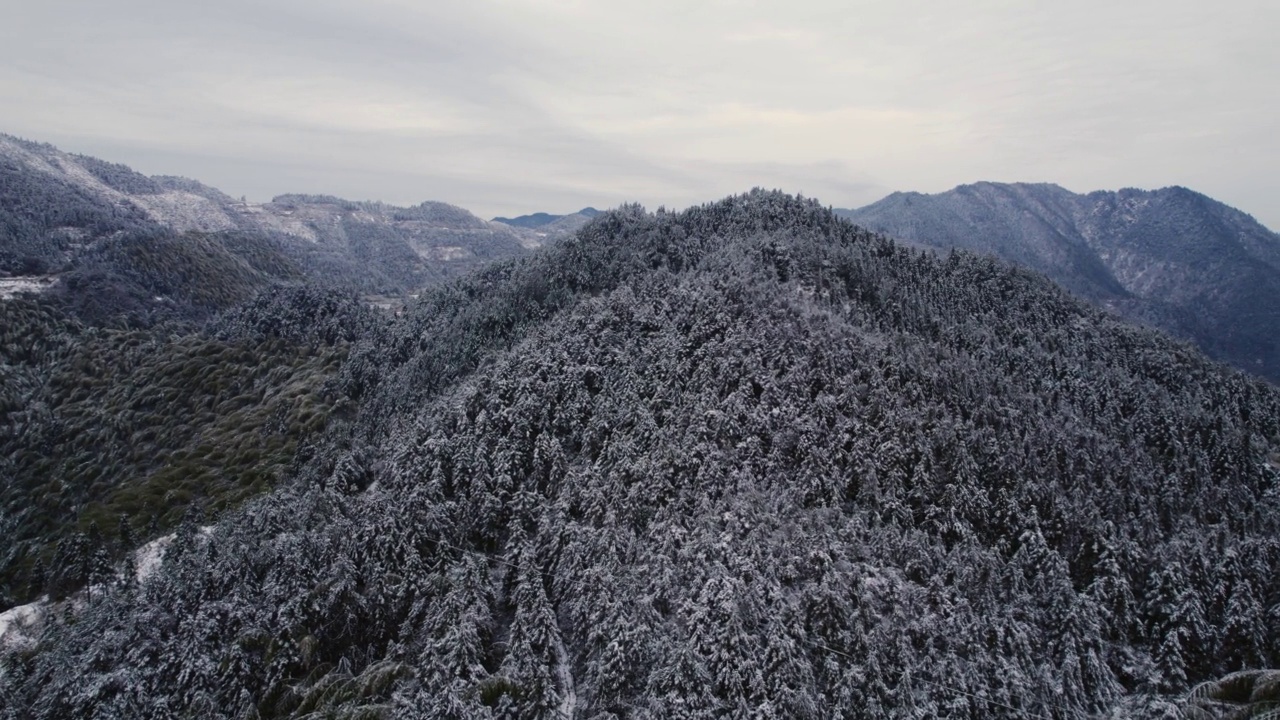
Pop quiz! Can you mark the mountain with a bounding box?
[3,191,1276,718]
[493,207,601,230]
[0,134,540,324]
[837,182,1280,383]
[491,211,562,229]
[253,193,537,294]
[0,136,166,275]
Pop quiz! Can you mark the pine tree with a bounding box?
[498,534,563,720]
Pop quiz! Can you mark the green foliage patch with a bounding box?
[0,301,347,604]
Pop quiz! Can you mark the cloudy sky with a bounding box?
[3,0,1277,226]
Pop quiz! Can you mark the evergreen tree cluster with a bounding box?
[0,290,371,608]
[46,228,306,327]
[0,152,161,275]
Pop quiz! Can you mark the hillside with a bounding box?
[3,192,1277,718]
[0,287,384,609]
[838,182,1280,383]
[0,137,164,276]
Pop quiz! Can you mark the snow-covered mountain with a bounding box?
[838,182,1280,382]
[0,134,548,319]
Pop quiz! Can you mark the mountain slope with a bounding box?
[258,194,541,287]
[491,206,604,248]
[3,192,1277,718]
[0,288,383,608]
[0,132,551,608]
[0,137,164,275]
[838,182,1280,383]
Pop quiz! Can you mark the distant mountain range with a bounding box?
[0,134,566,325]
[4,134,1278,385]
[838,182,1280,383]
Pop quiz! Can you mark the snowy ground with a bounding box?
[235,203,320,242]
[0,276,54,299]
[0,600,43,651]
[428,246,472,261]
[134,525,214,583]
[554,629,577,719]
[134,533,175,584]
[132,191,238,233]
[0,526,214,653]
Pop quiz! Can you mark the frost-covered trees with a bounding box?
[2,191,1279,718]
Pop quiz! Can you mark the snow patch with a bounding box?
[237,204,319,242]
[134,534,175,583]
[0,598,45,651]
[134,525,214,583]
[0,525,215,657]
[132,191,237,233]
[553,628,577,719]
[0,276,54,299]
[429,246,472,261]
[0,136,70,180]
[53,155,122,198]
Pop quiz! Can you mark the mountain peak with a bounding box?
[949,181,1073,198]
[492,206,602,229]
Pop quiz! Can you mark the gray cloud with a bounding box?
[2,0,1277,228]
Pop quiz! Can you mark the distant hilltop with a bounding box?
[492,207,601,229]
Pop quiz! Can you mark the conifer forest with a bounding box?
[3,189,1278,718]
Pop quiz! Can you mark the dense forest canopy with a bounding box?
[2,191,1277,718]
[0,286,383,608]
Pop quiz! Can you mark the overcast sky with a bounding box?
[2,0,1277,227]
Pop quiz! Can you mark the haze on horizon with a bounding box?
[2,0,1276,228]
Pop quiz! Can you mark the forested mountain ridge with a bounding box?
[837,182,1280,383]
[249,194,544,288]
[3,191,1277,718]
[0,132,565,612]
